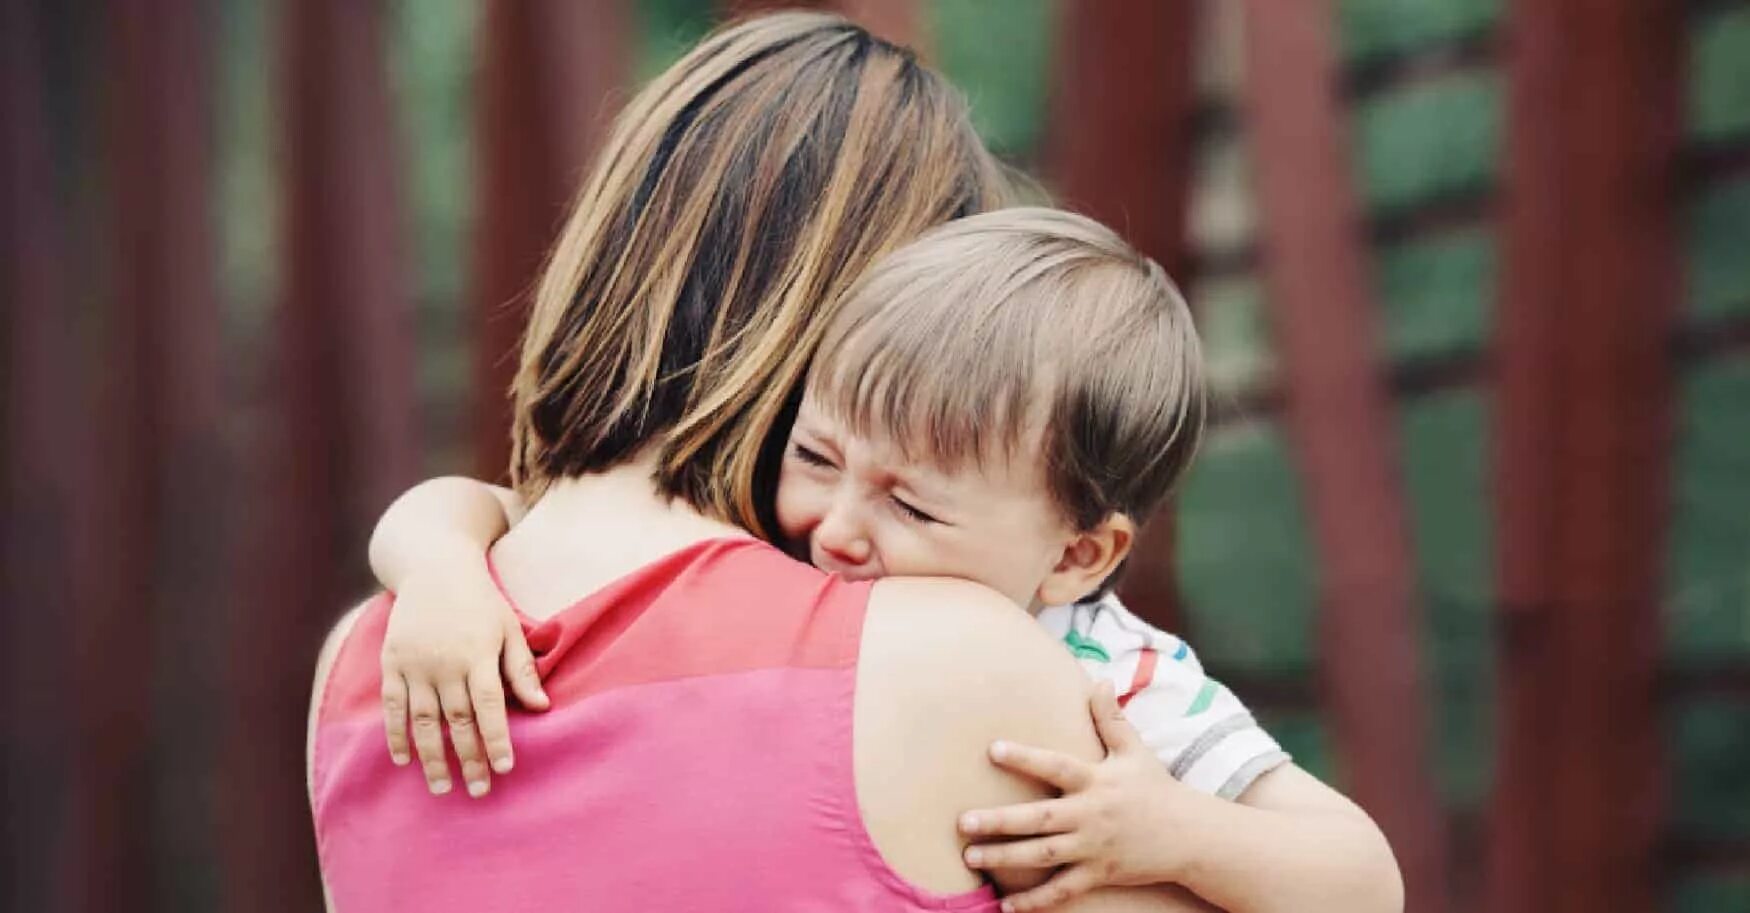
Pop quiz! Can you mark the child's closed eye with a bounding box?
[792,443,836,469]
[891,495,942,525]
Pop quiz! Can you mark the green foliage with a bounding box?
[1400,391,1495,807]
[1336,0,1501,63]
[1375,227,1493,359]
[1400,391,1492,630]
[1176,421,1316,675]
[634,0,715,85]
[1672,873,1750,913]
[1255,710,1335,783]
[1671,697,1750,839]
[388,0,477,311]
[386,0,478,468]
[1667,356,1750,667]
[1690,7,1750,143]
[1688,177,1750,321]
[931,0,1052,156]
[1194,276,1275,394]
[1353,72,1501,213]
[216,0,277,324]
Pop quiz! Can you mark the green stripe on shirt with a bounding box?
[1185,680,1222,716]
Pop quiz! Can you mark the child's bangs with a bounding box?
[809,288,1041,472]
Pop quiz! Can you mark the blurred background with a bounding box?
[2,0,1746,911]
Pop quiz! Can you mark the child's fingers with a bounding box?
[1089,681,1145,756]
[380,673,412,765]
[998,865,1101,913]
[963,833,1085,871]
[438,679,491,798]
[988,739,1094,792]
[407,680,452,794]
[500,618,549,711]
[468,663,515,776]
[959,798,1078,838]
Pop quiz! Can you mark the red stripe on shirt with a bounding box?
[1117,647,1158,709]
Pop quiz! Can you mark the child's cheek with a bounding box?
[771,470,814,555]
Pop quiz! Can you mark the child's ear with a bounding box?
[1037,514,1136,607]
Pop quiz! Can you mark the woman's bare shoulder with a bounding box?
[866,575,1104,765]
[853,577,1105,893]
[865,577,1091,702]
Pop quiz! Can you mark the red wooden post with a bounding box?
[108,0,234,902]
[54,2,228,909]
[1044,0,1199,633]
[223,2,415,907]
[307,4,419,517]
[1,2,81,907]
[472,0,629,481]
[1237,2,1449,908]
[1486,3,1682,912]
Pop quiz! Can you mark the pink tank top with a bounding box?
[311,537,997,911]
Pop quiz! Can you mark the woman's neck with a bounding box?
[489,452,750,620]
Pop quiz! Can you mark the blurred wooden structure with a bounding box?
[471,0,629,481]
[1487,4,1683,913]
[3,1,1747,911]
[1237,3,1447,907]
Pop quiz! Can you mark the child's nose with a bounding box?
[816,506,872,565]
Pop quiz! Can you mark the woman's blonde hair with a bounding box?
[510,11,1009,537]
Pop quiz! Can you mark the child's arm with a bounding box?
[368,475,527,587]
[958,686,1401,913]
[373,476,549,799]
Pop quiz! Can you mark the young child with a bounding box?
[372,209,1401,912]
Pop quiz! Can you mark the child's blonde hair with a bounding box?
[811,207,1206,533]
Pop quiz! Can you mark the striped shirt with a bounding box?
[1037,594,1290,800]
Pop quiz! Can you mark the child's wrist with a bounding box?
[385,538,492,594]
[1149,781,1233,887]
[432,534,493,565]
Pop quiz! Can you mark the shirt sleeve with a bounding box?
[1035,593,1290,800]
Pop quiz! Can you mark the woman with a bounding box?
[308,13,1211,911]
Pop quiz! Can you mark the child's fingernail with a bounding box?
[990,741,1010,761]
[467,780,489,798]
[960,813,981,833]
[492,756,513,774]
[1001,901,1015,913]
[964,848,984,867]
[430,779,452,795]
[391,752,409,766]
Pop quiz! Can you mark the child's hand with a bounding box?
[380,560,549,798]
[959,682,1202,912]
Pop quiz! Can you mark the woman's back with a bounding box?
[312,535,1006,911]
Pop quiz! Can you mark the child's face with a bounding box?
[774,391,1076,610]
